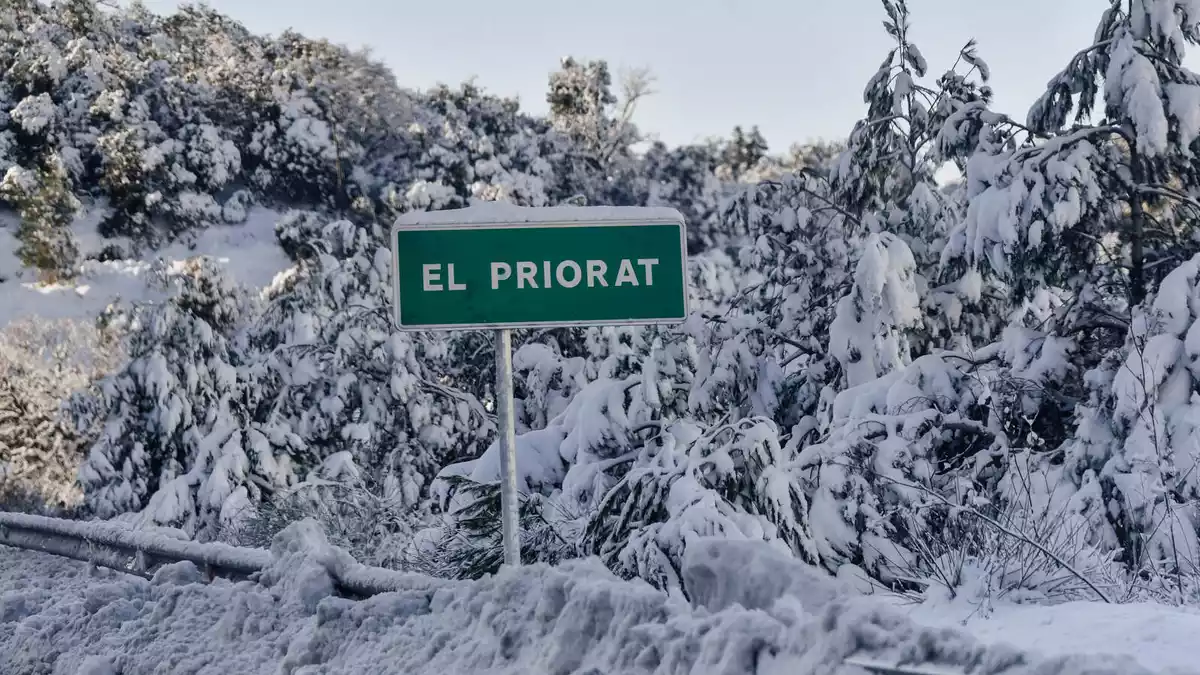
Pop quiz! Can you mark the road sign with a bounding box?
[390,206,688,330]
[389,204,689,568]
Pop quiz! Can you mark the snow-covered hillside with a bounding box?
[0,206,290,324]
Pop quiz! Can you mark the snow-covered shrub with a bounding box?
[584,415,818,591]
[405,474,582,579]
[892,456,1119,604]
[273,208,328,262]
[424,322,826,590]
[249,218,493,488]
[220,452,427,568]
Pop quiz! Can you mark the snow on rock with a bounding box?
[0,531,1193,675]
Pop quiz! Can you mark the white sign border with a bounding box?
[390,215,690,332]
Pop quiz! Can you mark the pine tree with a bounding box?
[722,125,769,179]
[545,56,652,205]
[1051,253,1200,576]
[0,154,79,281]
[78,257,254,536]
[951,0,1200,320]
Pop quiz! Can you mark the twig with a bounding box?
[872,472,1112,603]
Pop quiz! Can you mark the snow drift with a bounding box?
[0,524,1187,675]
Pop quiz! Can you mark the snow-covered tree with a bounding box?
[370,82,555,218]
[545,56,653,206]
[642,140,729,253]
[77,257,255,536]
[247,217,494,514]
[829,0,998,353]
[721,125,769,180]
[950,0,1200,319]
[1065,254,1200,573]
[0,154,80,280]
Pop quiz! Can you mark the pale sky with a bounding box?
[134,0,1199,150]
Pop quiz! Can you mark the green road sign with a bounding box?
[391,207,688,330]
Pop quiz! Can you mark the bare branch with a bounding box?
[873,472,1114,603]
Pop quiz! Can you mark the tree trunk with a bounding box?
[1130,147,1146,306]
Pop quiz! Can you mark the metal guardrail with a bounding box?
[844,657,969,675]
[0,510,953,675]
[0,511,443,599]
[0,511,270,580]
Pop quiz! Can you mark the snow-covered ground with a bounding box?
[0,206,291,325]
[0,529,1191,675]
[907,599,1200,674]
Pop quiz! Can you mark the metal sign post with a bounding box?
[493,327,520,565]
[391,205,689,567]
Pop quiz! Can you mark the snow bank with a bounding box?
[0,528,1191,675]
[908,599,1200,675]
[682,538,848,614]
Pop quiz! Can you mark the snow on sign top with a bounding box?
[392,202,687,227]
[390,204,689,330]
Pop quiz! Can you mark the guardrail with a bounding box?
[844,658,967,675]
[0,510,441,599]
[0,510,952,675]
[0,510,269,579]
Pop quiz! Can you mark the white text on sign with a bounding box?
[419,259,660,292]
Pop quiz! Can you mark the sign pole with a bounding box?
[494,328,520,566]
